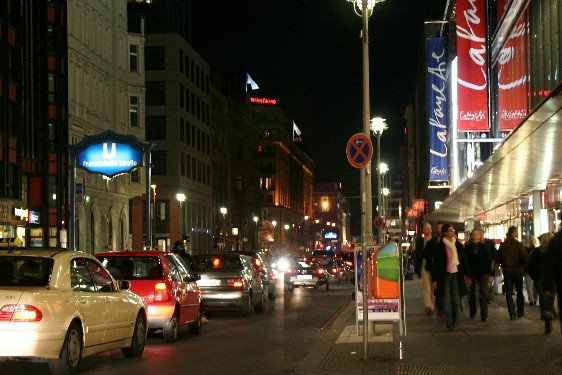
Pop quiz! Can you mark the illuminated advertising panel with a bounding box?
[426,36,449,181]
[456,0,489,132]
[497,12,528,131]
[250,97,277,105]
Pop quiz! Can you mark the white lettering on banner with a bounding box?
[428,49,448,158]
[457,0,487,91]
[459,110,487,121]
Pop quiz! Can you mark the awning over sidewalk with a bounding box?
[428,85,562,224]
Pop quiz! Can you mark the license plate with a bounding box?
[297,275,312,280]
[197,279,221,287]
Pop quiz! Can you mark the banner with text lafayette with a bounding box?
[456,0,489,132]
[426,37,449,182]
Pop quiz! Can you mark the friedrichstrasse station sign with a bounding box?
[74,130,145,178]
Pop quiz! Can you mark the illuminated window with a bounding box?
[129,96,139,127]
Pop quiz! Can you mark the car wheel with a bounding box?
[48,322,82,375]
[189,308,202,335]
[241,295,252,317]
[163,311,179,343]
[254,292,264,313]
[122,312,147,357]
[326,281,330,291]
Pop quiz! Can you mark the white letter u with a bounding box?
[103,142,117,159]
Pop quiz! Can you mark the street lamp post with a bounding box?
[271,220,277,254]
[220,207,227,252]
[150,184,157,250]
[253,215,259,250]
[176,193,186,240]
[347,0,386,360]
[371,117,388,244]
[379,162,389,224]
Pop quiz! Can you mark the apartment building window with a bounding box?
[187,155,191,178]
[152,151,167,175]
[130,169,140,183]
[179,49,184,74]
[130,96,139,127]
[186,122,191,145]
[145,46,165,71]
[146,116,166,140]
[146,81,165,105]
[180,84,185,108]
[180,118,185,142]
[180,152,186,176]
[129,44,138,72]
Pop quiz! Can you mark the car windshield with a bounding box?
[0,256,53,286]
[193,255,241,271]
[98,256,163,280]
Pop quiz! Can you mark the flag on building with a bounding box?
[246,73,259,92]
[292,121,302,142]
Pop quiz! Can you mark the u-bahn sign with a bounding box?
[74,130,145,178]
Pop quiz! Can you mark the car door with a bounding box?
[241,256,262,305]
[85,258,132,342]
[70,258,108,347]
[170,254,201,322]
[165,254,197,325]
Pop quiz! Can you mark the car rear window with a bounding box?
[98,256,163,280]
[193,255,241,271]
[0,257,53,286]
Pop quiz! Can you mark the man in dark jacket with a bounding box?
[465,229,494,321]
[498,226,529,320]
[544,229,562,333]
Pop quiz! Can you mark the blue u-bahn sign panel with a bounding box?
[74,130,145,178]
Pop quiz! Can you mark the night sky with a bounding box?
[191,0,437,212]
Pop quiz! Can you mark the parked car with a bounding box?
[0,248,148,374]
[231,251,277,300]
[284,261,329,291]
[192,253,265,316]
[96,251,202,343]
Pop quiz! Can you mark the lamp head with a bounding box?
[370,117,388,135]
[219,207,227,215]
[176,193,186,203]
[379,162,389,174]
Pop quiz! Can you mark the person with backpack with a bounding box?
[529,232,555,334]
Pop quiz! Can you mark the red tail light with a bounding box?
[285,268,295,275]
[154,282,169,302]
[315,268,326,277]
[0,304,43,322]
[226,278,244,289]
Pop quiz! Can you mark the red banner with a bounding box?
[497,13,528,131]
[497,0,509,22]
[456,0,489,132]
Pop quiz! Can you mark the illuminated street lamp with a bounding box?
[176,193,186,239]
[379,162,389,222]
[371,117,388,244]
[253,215,259,250]
[346,0,387,360]
[220,207,227,251]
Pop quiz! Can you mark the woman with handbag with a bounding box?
[431,223,472,332]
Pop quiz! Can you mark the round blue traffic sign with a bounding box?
[346,133,373,168]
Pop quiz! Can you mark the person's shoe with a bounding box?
[438,313,445,322]
[481,317,488,322]
[510,315,517,320]
[517,312,525,318]
[426,308,433,316]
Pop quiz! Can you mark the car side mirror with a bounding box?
[185,274,201,283]
[119,280,130,290]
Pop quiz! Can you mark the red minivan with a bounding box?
[96,251,202,343]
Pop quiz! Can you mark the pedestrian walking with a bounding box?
[544,229,562,334]
[465,229,494,321]
[498,226,529,320]
[528,232,555,334]
[431,223,471,332]
[432,222,445,322]
[414,222,437,315]
[524,235,539,306]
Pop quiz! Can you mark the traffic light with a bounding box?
[321,196,330,212]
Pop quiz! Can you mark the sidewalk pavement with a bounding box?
[295,278,562,374]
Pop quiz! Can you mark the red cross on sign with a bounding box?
[346,133,373,169]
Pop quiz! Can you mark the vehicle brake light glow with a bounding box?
[226,278,244,288]
[154,282,169,302]
[0,304,43,322]
[212,258,221,268]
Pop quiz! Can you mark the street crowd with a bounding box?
[412,222,562,334]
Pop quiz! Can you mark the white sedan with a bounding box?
[0,248,148,374]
